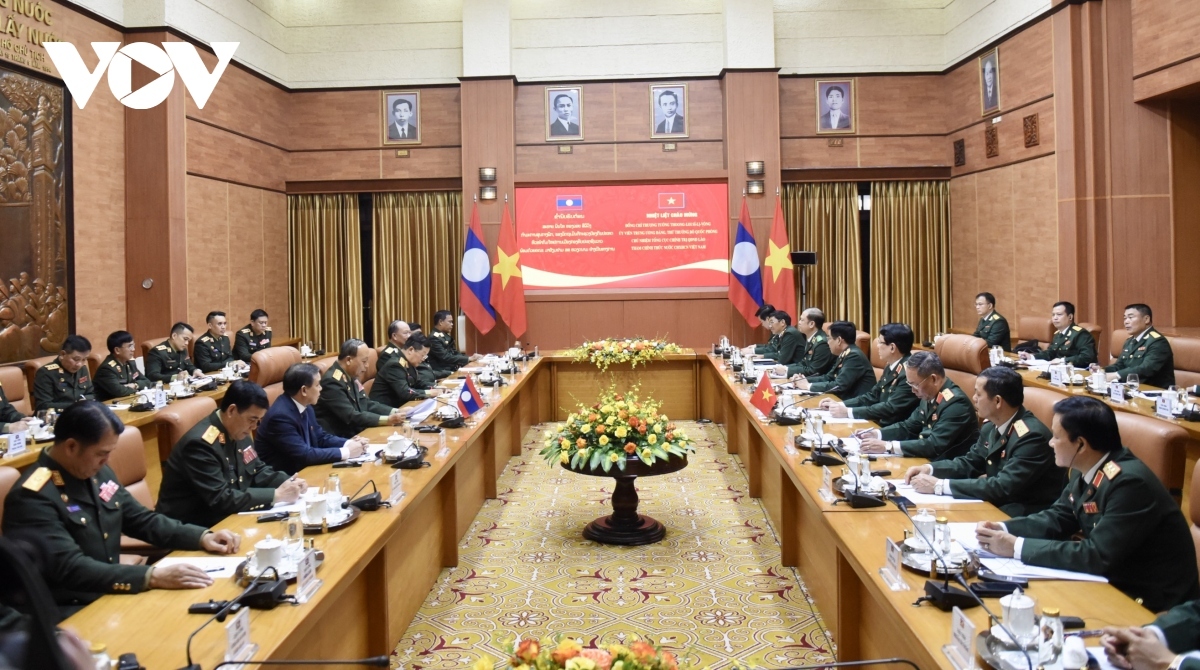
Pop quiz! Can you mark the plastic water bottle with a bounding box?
[785,426,796,454]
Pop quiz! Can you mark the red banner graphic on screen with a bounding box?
[516,184,729,290]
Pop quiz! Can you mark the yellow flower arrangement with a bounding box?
[565,338,684,372]
[540,384,693,473]
[501,636,686,670]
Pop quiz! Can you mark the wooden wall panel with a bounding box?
[1131,0,1200,80]
[1011,156,1060,329]
[518,295,734,350]
[974,167,1017,320]
[781,138,860,169]
[185,176,231,328]
[779,75,944,139]
[944,20,1054,132]
[228,185,267,326]
[187,119,287,192]
[949,97,1056,176]
[186,54,290,150]
[949,176,979,331]
[263,191,292,339]
[1171,101,1200,327]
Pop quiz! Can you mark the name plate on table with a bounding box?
[879,537,910,591]
[818,466,837,503]
[1156,395,1174,420]
[942,606,977,670]
[1109,383,1125,404]
[1,432,26,457]
[1049,366,1065,387]
[387,470,406,506]
[224,607,258,663]
[294,549,322,603]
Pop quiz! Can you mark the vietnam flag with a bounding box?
[762,196,796,316]
[490,202,528,337]
[749,372,778,416]
[459,203,496,334]
[728,197,764,327]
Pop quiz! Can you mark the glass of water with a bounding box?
[1126,374,1140,395]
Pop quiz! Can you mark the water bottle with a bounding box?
[785,426,796,454]
[1040,607,1064,661]
[90,642,112,670]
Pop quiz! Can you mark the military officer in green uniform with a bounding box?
[379,319,444,388]
[428,310,482,376]
[371,334,434,407]
[747,311,805,367]
[194,311,238,373]
[748,304,779,355]
[2,402,240,615]
[977,396,1199,613]
[966,292,1011,350]
[145,322,203,383]
[94,331,153,401]
[1104,598,1200,670]
[1020,301,1097,367]
[315,339,406,438]
[795,321,874,400]
[777,308,834,378]
[1104,303,1175,388]
[821,323,919,427]
[157,381,305,527]
[860,351,980,460]
[33,335,95,410]
[0,383,28,434]
[233,309,273,364]
[904,366,1065,516]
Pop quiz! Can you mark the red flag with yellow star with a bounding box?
[762,196,796,316]
[490,202,527,337]
[749,372,777,416]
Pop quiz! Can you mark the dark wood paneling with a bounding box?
[944,20,1055,132]
[186,52,291,150]
[779,75,944,139]
[187,118,287,192]
[1172,101,1200,326]
[287,88,462,152]
[725,71,782,280]
[950,98,1057,176]
[287,178,464,194]
[782,167,951,182]
[1131,0,1200,80]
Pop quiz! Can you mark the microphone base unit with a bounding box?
[922,579,981,611]
[844,492,887,509]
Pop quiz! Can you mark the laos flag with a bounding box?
[457,374,485,417]
[460,204,496,333]
[728,197,764,327]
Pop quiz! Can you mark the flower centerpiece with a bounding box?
[566,338,683,372]
[477,636,685,670]
[540,385,693,473]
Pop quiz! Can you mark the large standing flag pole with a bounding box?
[459,199,496,334]
[728,194,765,327]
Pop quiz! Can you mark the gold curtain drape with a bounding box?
[371,191,464,344]
[869,180,952,342]
[288,194,364,351]
[781,182,863,325]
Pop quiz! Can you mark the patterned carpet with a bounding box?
[393,422,833,670]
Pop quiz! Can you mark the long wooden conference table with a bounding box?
[63,351,1153,670]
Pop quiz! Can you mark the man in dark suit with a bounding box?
[387,97,417,141]
[982,59,999,111]
[820,85,851,130]
[255,363,369,474]
[655,90,685,134]
[549,93,580,136]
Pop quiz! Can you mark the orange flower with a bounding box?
[618,410,628,420]
[662,651,678,670]
[595,424,606,435]
[551,640,582,665]
[615,393,624,401]
[515,639,540,663]
[628,417,639,428]
[629,642,656,662]
[576,437,587,449]
[588,413,599,422]
[623,442,636,454]
[634,342,645,350]
[666,422,676,431]
[637,424,647,434]
[665,432,674,442]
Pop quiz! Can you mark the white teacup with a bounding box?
[999,590,1038,643]
[255,535,284,569]
[507,346,522,358]
[300,492,328,525]
[386,432,408,457]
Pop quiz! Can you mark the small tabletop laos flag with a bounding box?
[457,375,485,417]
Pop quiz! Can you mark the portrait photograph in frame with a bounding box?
[545,86,583,141]
[979,47,1001,116]
[649,83,688,139]
[815,79,855,135]
[382,90,421,145]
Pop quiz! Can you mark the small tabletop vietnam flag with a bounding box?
[749,372,777,417]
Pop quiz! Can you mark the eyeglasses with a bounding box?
[906,375,930,389]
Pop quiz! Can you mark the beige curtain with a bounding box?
[288,194,364,351]
[781,183,863,326]
[869,181,952,342]
[371,192,464,344]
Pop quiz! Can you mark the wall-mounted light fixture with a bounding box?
[480,186,498,200]
[745,161,765,176]
[746,180,765,195]
[479,167,497,182]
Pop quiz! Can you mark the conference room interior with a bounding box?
[3,0,1200,668]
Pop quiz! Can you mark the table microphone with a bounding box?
[753,657,921,670]
[893,499,977,611]
[212,657,389,668]
[426,394,465,428]
[180,567,281,670]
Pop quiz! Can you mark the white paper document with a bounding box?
[238,500,303,515]
[946,523,1108,582]
[1024,359,1051,371]
[405,399,437,423]
[154,556,243,579]
[888,481,982,505]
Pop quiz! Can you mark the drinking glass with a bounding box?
[1126,374,1140,395]
[1167,385,1181,412]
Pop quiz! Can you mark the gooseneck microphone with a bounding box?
[180,566,282,670]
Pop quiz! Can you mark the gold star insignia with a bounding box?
[493,248,523,288]
[667,197,676,205]
[764,239,792,282]
[761,388,775,402]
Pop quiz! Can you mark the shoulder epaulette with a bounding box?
[202,425,220,444]
[332,368,345,382]
[239,328,251,334]
[1149,331,1161,339]
[265,327,272,332]
[398,358,408,368]
[1103,461,1122,479]
[22,467,51,491]
[385,346,397,355]
[813,334,825,343]
[1013,420,1028,437]
[155,345,168,351]
[198,334,212,342]
[44,363,59,370]
[990,314,1000,321]
[1071,325,1082,332]
[940,389,954,401]
[107,360,119,368]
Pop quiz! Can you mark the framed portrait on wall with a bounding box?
[979,47,1000,116]
[815,79,855,134]
[649,83,688,138]
[382,90,421,145]
[545,86,583,141]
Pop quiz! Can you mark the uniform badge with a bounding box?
[1072,326,1082,332]
[399,358,408,368]
[242,446,258,464]
[1137,347,1146,352]
[1013,420,1028,437]
[1103,461,1122,479]
[941,389,954,401]
[1082,502,1098,514]
[931,414,938,421]
[1091,471,1105,489]
[260,339,268,345]
[51,470,64,486]
[202,425,221,444]
[98,480,119,502]
[156,345,168,351]
[108,360,119,368]
[218,433,226,444]
[333,368,345,382]
[45,363,59,370]
[1069,493,1075,503]
[1000,451,1006,459]
[22,467,51,491]
[1149,331,1161,339]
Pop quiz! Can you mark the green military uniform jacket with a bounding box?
[378,343,439,387]
[843,357,919,427]
[145,341,199,383]
[33,358,95,410]
[193,332,234,372]
[807,344,875,400]
[0,384,26,431]
[756,327,805,366]
[428,330,468,375]
[234,325,272,364]
[94,355,152,401]
[3,450,207,611]
[879,378,979,459]
[1152,599,1200,669]
[1006,448,1200,612]
[1033,325,1098,367]
[785,331,834,377]
[754,331,782,357]
[370,356,428,407]
[973,311,1011,351]
[314,361,395,438]
[929,408,1065,516]
[1105,327,1175,388]
[157,410,290,527]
